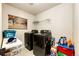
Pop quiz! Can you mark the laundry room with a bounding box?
[0,3,78,56]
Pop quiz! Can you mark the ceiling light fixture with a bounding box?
[29,3,34,5]
[29,3,40,6]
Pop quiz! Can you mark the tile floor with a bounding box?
[16,47,34,56]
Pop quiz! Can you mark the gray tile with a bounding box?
[16,47,34,56]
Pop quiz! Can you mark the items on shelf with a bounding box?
[58,37,67,45]
[57,46,75,56]
[57,51,66,56]
[51,37,55,47]
[50,34,56,56]
[57,36,75,56]
[50,46,57,56]
[66,38,73,48]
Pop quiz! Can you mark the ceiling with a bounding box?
[7,3,60,15]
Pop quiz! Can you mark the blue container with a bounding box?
[3,30,16,38]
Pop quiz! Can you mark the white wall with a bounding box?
[74,4,79,56]
[0,3,2,48]
[35,4,74,40]
[2,4,35,45]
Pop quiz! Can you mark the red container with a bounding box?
[57,46,74,56]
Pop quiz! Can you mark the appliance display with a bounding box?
[40,30,51,34]
[31,30,38,33]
